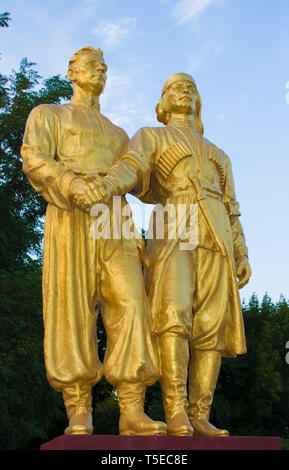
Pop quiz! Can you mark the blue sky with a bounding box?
[1,0,289,302]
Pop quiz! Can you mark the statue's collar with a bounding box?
[70,95,100,111]
[167,115,196,130]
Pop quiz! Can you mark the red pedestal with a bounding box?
[41,435,281,451]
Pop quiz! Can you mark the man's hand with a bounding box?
[83,174,115,205]
[69,177,103,213]
[236,256,252,289]
[69,176,115,213]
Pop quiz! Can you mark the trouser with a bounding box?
[154,245,230,424]
[154,246,229,350]
[42,204,159,392]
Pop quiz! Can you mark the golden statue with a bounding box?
[95,73,252,436]
[20,47,167,437]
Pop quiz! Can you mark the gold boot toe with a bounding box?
[119,408,167,436]
[64,411,93,435]
[191,418,229,437]
[167,408,194,436]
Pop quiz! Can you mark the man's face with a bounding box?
[165,80,198,115]
[70,54,107,95]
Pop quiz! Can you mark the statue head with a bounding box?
[67,46,107,95]
[156,73,204,134]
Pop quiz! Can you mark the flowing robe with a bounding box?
[20,101,159,390]
[114,125,248,357]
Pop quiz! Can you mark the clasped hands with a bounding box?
[69,173,114,214]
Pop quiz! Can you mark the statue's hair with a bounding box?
[156,81,204,135]
[68,46,105,72]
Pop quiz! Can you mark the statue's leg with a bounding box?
[117,382,167,436]
[188,350,229,436]
[155,247,195,435]
[99,241,167,435]
[42,206,103,434]
[188,248,230,436]
[159,333,193,435]
[63,382,93,435]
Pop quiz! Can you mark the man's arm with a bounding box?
[94,127,157,203]
[222,155,251,288]
[21,104,99,212]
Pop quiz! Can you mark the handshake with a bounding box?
[69,172,116,214]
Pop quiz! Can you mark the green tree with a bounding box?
[0,58,73,266]
[211,293,289,438]
[0,12,11,28]
[0,60,73,449]
[0,264,67,449]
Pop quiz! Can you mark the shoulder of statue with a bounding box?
[202,138,231,186]
[116,124,129,140]
[217,147,231,167]
[30,102,58,115]
[27,103,62,125]
[204,137,229,162]
[99,114,128,139]
[132,126,165,147]
[114,125,130,145]
[138,125,167,138]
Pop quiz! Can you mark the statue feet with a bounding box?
[65,410,93,435]
[166,408,194,436]
[119,408,167,436]
[190,418,229,437]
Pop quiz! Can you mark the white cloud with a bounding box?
[100,68,155,136]
[92,18,137,49]
[101,69,134,105]
[105,95,155,136]
[103,92,155,136]
[188,41,222,72]
[1,1,107,77]
[172,0,219,25]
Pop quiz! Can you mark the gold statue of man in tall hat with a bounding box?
[96,72,252,436]
[20,47,167,436]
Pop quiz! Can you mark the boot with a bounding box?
[117,381,167,435]
[159,333,194,436]
[188,350,229,436]
[63,383,93,435]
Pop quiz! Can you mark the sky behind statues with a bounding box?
[1,0,289,302]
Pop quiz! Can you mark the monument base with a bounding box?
[41,435,281,451]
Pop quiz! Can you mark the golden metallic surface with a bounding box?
[20,47,167,436]
[117,382,167,436]
[159,333,194,436]
[103,73,251,435]
[188,350,229,436]
[21,49,251,437]
[64,410,93,436]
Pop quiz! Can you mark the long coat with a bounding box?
[20,101,160,390]
[121,124,248,357]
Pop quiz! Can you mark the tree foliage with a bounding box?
[0,12,11,28]
[0,263,66,450]
[0,58,72,268]
[0,59,73,449]
[211,293,289,437]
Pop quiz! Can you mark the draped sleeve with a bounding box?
[104,127,158,200]
[20,104,77,211]
[222,154,249,259]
